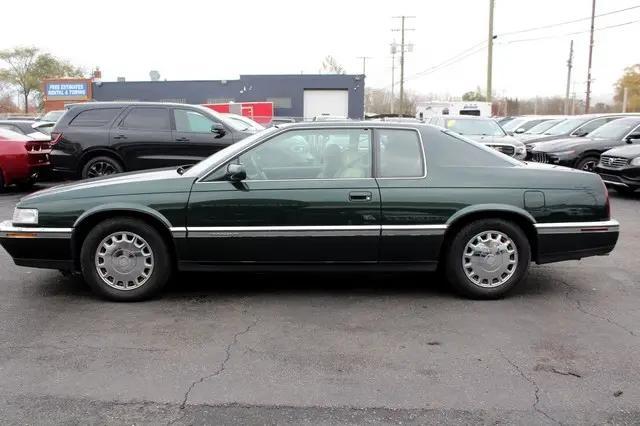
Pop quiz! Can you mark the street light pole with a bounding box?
[585,0,596,113]
[486,0,495,102]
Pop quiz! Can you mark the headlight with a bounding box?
[12,208,38,225]
[515,146,526,159]
[631,157,640,166]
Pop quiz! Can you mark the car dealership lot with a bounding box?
[0,185,638,424]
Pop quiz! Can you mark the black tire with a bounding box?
[80,218,171,302]
[576,156,599,172]
[0,170,4,192]
[613,185,637,194]
[445,219,531,299]
[81,155,124,179]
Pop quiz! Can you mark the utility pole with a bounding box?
[564,40,574,115]
[487,0,495,102]
[357,56,371,76]
[390,43,397,114]
[623,87,629,112]
[585,0,596,113]
[392,16,415,116]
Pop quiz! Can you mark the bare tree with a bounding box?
[320,55,346,74]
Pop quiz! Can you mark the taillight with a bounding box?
[50,132,63,146]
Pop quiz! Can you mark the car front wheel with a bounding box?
[81,156,124,179]
[80,218,171,301]
[445,219,531,299]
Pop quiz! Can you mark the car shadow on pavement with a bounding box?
[35,268,563,302]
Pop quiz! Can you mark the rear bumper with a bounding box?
[0,221,74,271]
[534,220,620,264]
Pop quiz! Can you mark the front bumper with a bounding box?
[534,219,620,264]
[0,220,74,270]
[595,165,640,189]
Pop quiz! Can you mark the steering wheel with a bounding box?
[248,154,268,180]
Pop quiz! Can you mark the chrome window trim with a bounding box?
[196,125,428,183]
[535,220,619,235]
[0,220,72,239]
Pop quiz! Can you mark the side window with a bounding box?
[69,108,121,127]
[377,129,424,178]
[573,117,610,135]
[236,128,372,180]
[174,109,216,133]
[121,108,170,130]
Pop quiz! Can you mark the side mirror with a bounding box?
[211,122,227,137]
[626,133,640,143]
[226,163,246,181]
[515,128,526,134]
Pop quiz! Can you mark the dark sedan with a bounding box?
[529,117,640,171]
[596,144,640,193]
[0,122,619,302]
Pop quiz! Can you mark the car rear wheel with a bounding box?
[445,219,531,299]
[80,218,171,301]
[576,156,599,172]
[81,156,124,179]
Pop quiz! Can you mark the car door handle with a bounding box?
[112,134,127,140]
[175,137,190,142]
[349,191,372,202]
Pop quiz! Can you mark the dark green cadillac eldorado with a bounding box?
[0,122,619,301]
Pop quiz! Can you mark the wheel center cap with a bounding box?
[485,254,497,266]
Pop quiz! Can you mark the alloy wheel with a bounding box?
[95,231,154,290]
[87,161,118,178]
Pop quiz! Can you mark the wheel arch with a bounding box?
[71,205,178,271]
[441,204,538,263]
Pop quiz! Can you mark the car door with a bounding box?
[172,108,235,163]
[184,127,381,265]
[111,106,174,170]
[374,128,442,268]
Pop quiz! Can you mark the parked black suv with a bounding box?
[529,116,640,171]
[596,144,640,193]
[50,102,257,179]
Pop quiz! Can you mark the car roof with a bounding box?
[67,101,205,109]
[276,120,432,130]
[0,119,36,124]
[436,115,496,121]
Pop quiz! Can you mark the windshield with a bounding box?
[589,118,640,139]
[543,117,589,135]
[524,119,564,135]
[184,127,279,177]
[501,118,528,132]
[443,130,522,165]
[443,118,505,136]
[225,115,265,131]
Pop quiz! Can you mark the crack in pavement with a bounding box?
[176,320,258,411]
[558,278,637,337]
[498,349,563,425]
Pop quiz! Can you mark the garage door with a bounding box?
[303,90,349,119]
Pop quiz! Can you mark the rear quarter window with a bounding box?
[69,108,122,127]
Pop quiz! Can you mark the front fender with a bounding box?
[73,203,173,228]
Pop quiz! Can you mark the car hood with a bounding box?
[521,134,569,145]
[602,144,640,158]
[465,135,522,146]
[529,136,611,153]
[21,168,196,204]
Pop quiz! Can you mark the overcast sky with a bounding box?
[3,0,639,102]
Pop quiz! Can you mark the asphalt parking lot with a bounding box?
[0,183,639,425]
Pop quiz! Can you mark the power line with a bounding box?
[503,18,640,44]
[499,4,640,36]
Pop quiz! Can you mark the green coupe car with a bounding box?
[0,122,619,301]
